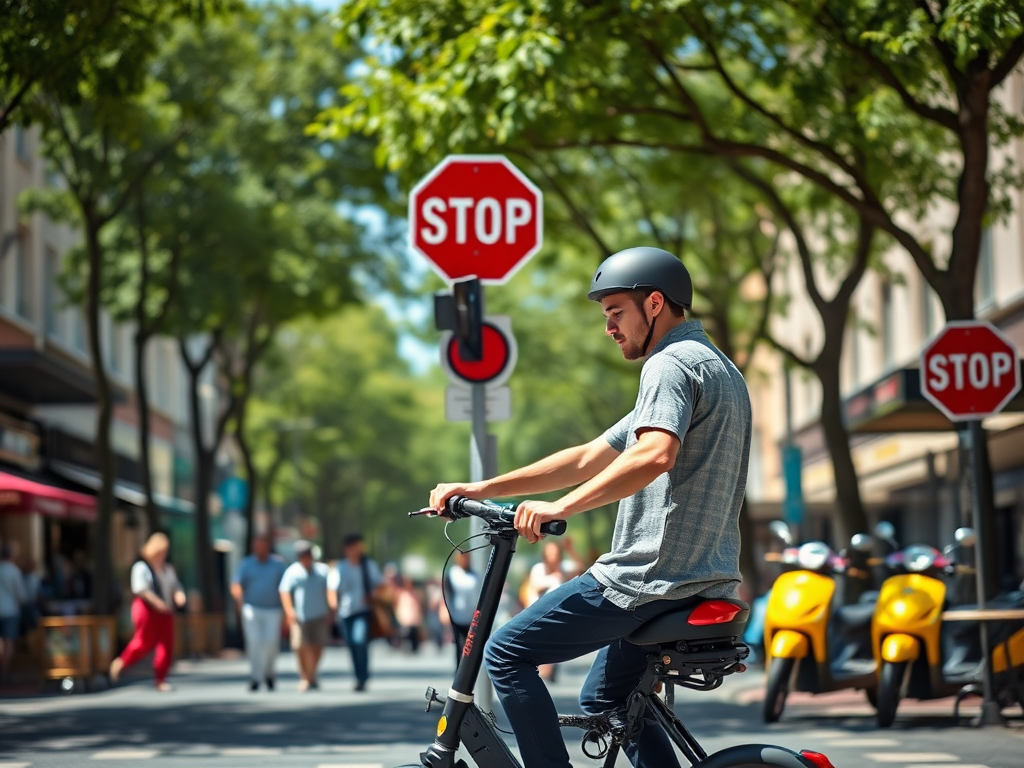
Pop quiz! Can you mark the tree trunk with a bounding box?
[236,412,257,556]
[84,221,116,615]
[134,329,161,534]
[816,356,868,543]
[184,353,217,612]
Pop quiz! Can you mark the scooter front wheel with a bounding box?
[876,661,905,728]
[763,657,794,723]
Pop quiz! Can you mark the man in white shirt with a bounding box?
[279,540,330,691]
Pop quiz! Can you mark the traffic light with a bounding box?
[434,277,483,361]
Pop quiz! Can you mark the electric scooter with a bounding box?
[400,496,836,768]
[761,536,879,722]
[871,529,1024,727]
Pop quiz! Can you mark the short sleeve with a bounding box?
[278,564,296,593]
[130,562,153,595]
[631,354,694,442]
[326,565,340,592]
[603,410,634,453]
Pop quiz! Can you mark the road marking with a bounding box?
[865,755,960,763]
[826,738,900,747]
[90,751,159,760]
[219,747,283,756]
[0,763,32,768]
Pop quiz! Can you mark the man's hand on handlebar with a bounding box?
[429,482,487,514]
[514,500,567,544]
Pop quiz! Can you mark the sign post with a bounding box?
[412,155,543,707]
[920,320,1022,726]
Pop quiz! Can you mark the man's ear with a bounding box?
[648,291,665,318]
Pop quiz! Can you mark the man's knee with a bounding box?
[483,624,522,681]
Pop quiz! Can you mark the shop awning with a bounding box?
[0,350,97,405]
[843,364,1024,433]
[49,460,194,515]
[0,471,96,521]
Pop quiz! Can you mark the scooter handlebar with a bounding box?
[447,496,567,537]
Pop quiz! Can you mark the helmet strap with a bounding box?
[640,306,657,357]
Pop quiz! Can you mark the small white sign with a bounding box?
[445,385,512,422]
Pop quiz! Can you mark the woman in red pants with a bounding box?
[109,532,186,691]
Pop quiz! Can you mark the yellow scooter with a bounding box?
[872,529,1024,727]
[762,535,879,722]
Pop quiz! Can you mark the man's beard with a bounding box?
[618,316,651,361]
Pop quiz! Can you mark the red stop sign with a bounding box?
[409,155,543,284]
[920,321,1021,421]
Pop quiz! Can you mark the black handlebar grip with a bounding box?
[539,520,567,536]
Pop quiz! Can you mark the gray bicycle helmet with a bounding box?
[587,246,692,308]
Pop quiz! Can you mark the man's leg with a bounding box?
[484,573,661,768]
[343,613,371,688]
[579,641,682,768]
[241,604,260,685]
[260,608,282,685]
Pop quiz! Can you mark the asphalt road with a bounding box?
[1,643,1022,767]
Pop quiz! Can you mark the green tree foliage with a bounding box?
[247,307,462,564]
[0,0,214,134]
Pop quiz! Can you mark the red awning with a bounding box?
[0,471,96,522]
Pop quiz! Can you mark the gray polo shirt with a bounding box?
[233,554,287,610]
[590,320,751,610]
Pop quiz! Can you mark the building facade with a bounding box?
[0,123,215,606]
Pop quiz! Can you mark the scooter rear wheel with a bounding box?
[763,657,794,723]
[876,661,905,728]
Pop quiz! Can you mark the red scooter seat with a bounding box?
[626,598,750,645]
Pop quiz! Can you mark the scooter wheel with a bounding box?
[763,657,794,723]
[877,661,905,728]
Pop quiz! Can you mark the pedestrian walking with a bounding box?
[109,532,186,692]
[278,540,329,691]
[19,557,42,638]
[327,533,383,692]
[520,539,585,680]
[230,534,287,692]
[0,542,26,680]
[445,549,480,667]
[394,574,424,653]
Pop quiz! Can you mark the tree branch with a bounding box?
[992,32,1024,86]
[765,334,814,370]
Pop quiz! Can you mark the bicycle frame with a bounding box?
[400,500,834,768]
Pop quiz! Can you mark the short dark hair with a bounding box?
[342,533,364,549]
[625,288,688,318]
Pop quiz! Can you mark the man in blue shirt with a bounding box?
[327,533,383,692]
[231,535,287,691]
[279,540,330,691]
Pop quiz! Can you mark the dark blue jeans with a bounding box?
[340,611,370,685]
[485,572,694,768]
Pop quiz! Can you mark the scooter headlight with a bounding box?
[903,545,938,572]
[797,542,831,571]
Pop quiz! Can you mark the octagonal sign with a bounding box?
[920,321,1021,421]
[409,155,543,285]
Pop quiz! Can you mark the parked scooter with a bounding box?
[762,529,879,722]
[871,528,1024,727]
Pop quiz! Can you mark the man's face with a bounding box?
[298,552,313,571]
[344,541,363,561]
[602,293,652,361]
[253,538,270,559]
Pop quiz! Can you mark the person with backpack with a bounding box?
[327,533,384,692]
[109,532,185,691]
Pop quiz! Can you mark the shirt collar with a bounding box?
[647,319,705,358]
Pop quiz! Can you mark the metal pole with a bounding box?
[967,419,1004,726]
[469,381,494,709]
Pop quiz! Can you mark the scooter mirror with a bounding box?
[850,533,875,553]
[769,520,793,545]
[873,521,896,543]
[954,527,976,547]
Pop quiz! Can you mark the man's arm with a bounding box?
[230,582,244,607]
[514,428,679,542]
[430,436,619,512]
[280,590,296,625]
